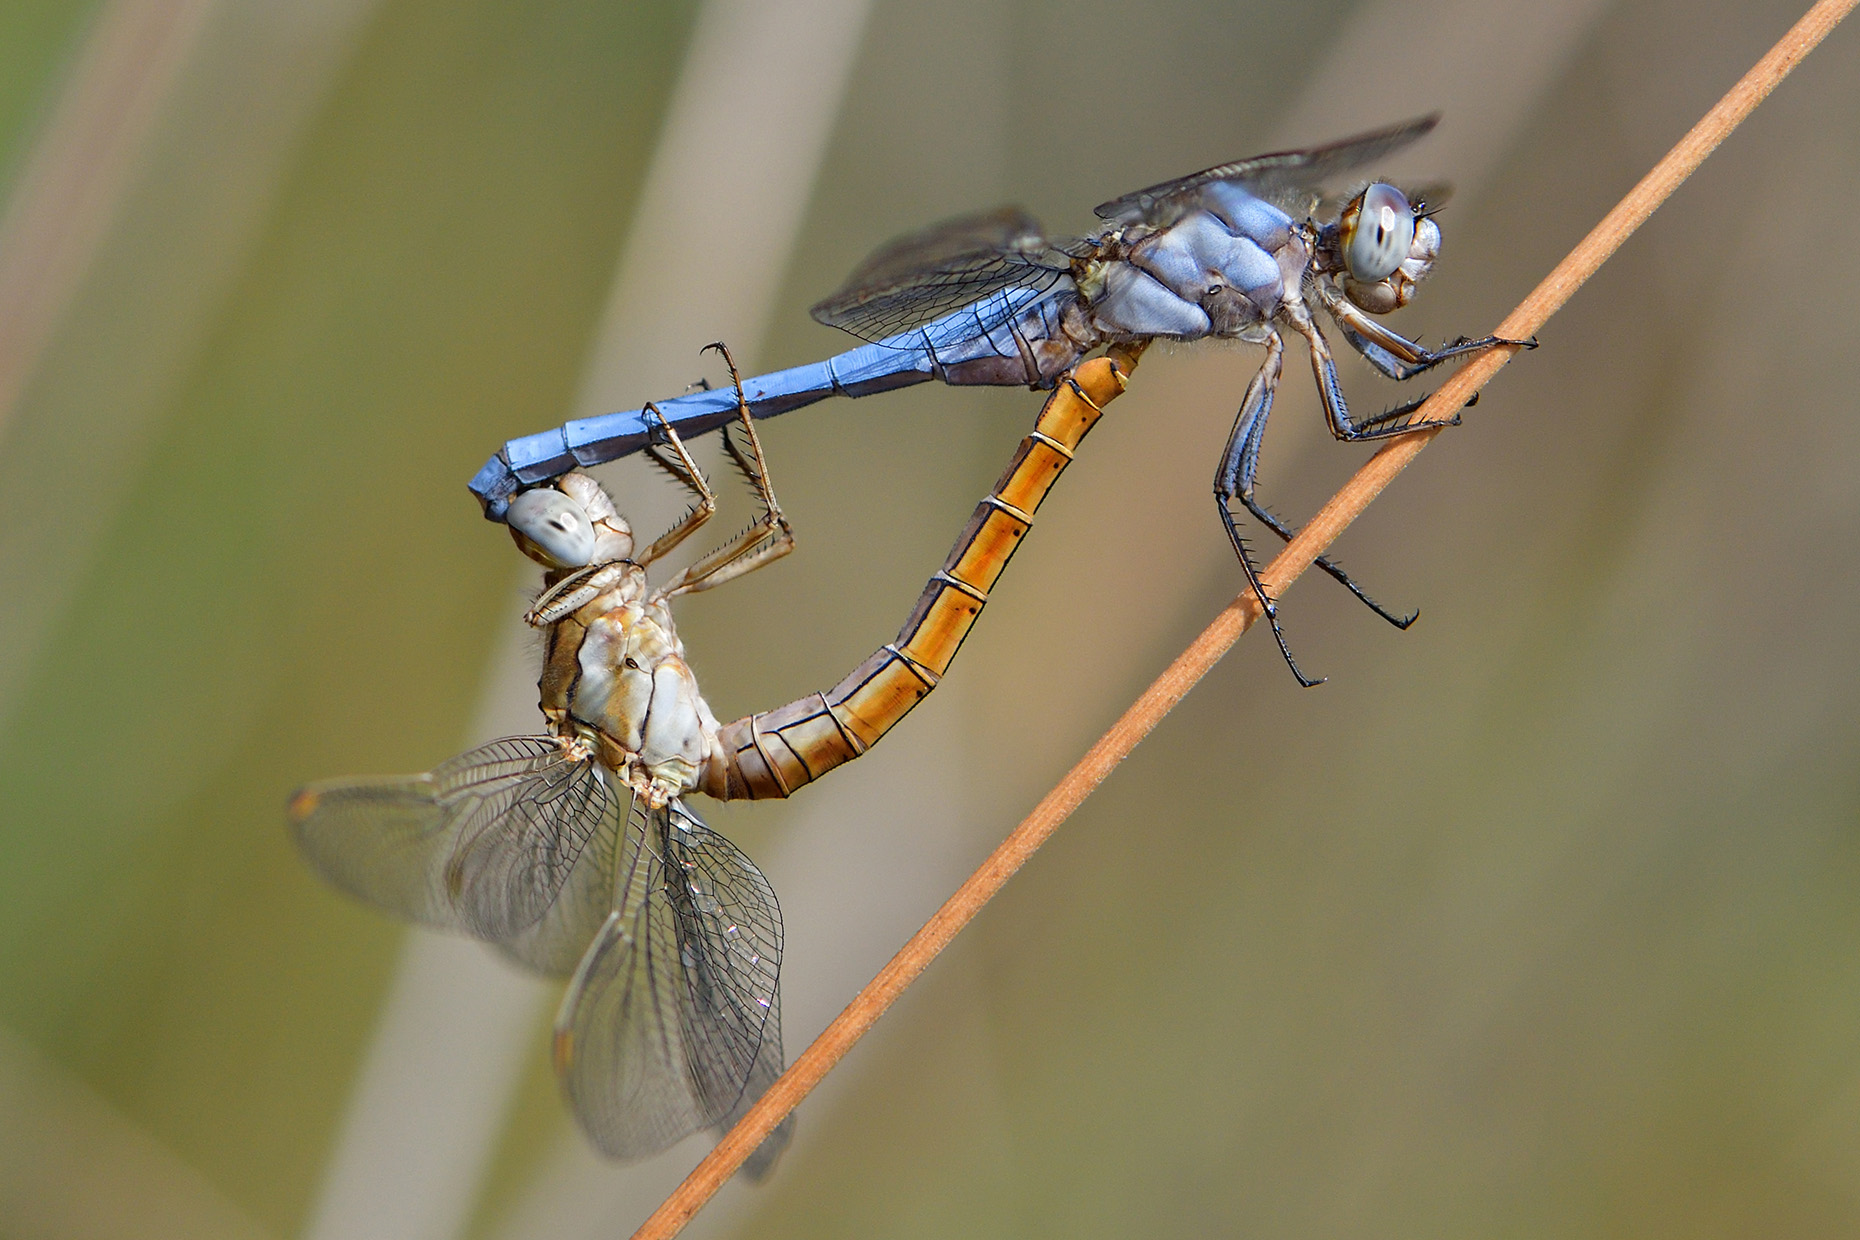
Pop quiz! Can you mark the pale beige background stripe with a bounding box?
[0,0,214,435]
[304,1,878,1237]
[0,0,387,725]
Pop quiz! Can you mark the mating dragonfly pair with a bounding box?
[294,345,1136,1173]
[295,117,1522,1173]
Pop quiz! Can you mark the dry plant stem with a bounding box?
[631,3,1855,1233]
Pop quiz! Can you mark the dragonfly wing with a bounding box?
[289,735,611,944]
[493,787,625,975]
[1093,115,1441,225]
[811,206,1072,346]
[440,740,614,942]
[834,205,1045,290]
[554,801,784,1163]
[722,986,794,1180]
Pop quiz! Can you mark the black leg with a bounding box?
[1211,335,1325,686]
[1214,335,1417,642]
[1239,495,1418,629]
[1351,389,1477,436]
[1307,328,1464,443]
[1340,329,1531,380]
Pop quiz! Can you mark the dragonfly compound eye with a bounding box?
[508,487,598,568]
[1342,182,1416,284]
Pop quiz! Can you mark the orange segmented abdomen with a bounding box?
[703,347,1141,802]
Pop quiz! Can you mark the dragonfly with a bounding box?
[291,343,1138,1174]
[468,115,1529,683]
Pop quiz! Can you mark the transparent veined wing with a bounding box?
[554,800,789,1171]
[288,735,613,944]
[1093,114,1441,225]
[810,206,1074,346]
[719,987,794,1181]
[494,791,624,975]
[831,205,1046,293]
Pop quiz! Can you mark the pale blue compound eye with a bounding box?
[1343,182,1416,283]
[508,487,596,568]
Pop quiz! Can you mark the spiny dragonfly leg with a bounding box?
[1353,390,1475,436]
[1215,335,1417,657]
[1211,333,1322,687]
[658,343,795,599]
[1239,497,1418,629]
[635,400,719,568]
[1334,331,1536,436]
[706,341,787,531]
[1340,328,1537,381]
[1295,314,1463,444]
[526,561,618,627]
[1323,285,1536,381]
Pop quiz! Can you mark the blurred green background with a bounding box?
[1,0,1858,1237]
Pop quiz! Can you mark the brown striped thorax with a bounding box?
[508,474,723,809]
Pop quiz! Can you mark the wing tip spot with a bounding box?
[553,1028,576,1073]
[287,787,319,823]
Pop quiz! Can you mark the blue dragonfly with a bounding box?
[470,116,1527,682]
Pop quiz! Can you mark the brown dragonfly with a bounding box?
[291,343,1140,1175]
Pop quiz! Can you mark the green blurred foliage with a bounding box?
[0,0,100,198]
[0,0,696,1229]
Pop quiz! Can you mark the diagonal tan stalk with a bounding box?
[630,2,1857,1232]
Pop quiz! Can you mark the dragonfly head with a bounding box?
[1332,182,1440,315]
[507,472,634,568]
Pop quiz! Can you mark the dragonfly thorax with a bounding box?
[538,578,723,809]
[1079,193,1305,344]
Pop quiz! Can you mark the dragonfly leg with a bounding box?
[1291,310,1463,443]
[1338,326,1534,381]
[1351,389,1480,437]
[634,407,719,568]
[526,562,626,627]
[1320,284,1536,380]
[1210,333,1323,687]
[657,343,796,599]
[1340,329,1474,380]
[705,342,787,530]
[1239,498,1418,629]
[1215,333,1416,651]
